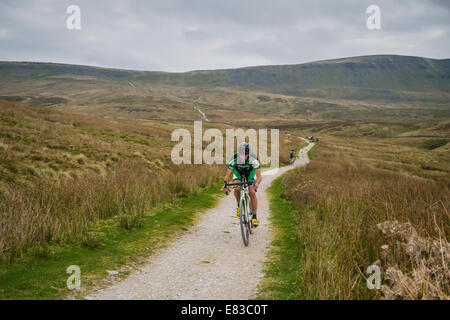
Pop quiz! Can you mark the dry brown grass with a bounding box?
[377,220,449,299]
[0,99,176,187]
[0,157,222,263]
[281,136,449,299]
[0,99,226,263]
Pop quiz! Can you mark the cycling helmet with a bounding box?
[238,142,250,156]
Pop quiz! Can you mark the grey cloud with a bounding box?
[428,0,450,10]
[0,0,448,72]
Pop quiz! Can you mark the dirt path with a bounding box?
[86,140,314,300]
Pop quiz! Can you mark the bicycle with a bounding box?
[290,157,295,165]
[224,177,255,246]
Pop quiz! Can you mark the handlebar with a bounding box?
[224,181,255,187]
[223,180,257,195]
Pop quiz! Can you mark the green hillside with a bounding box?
[1,55,449,100]
[0,55,449,123]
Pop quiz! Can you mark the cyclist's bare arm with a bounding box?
[254,168,262,190]
[222,168,233,192]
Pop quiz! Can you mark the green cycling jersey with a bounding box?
[227,152,260,181]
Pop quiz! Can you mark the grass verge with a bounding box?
[294,141,309,158]
[0,183,222,300]
[306,142,316,160]
[257,141,315,299]
[257,173,306,299]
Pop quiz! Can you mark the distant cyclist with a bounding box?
[290,149,295,165]
[222,142,262,227]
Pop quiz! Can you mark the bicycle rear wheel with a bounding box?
[239,198,249,246]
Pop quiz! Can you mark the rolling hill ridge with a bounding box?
[1,55,449,99]
[0,55,449,123]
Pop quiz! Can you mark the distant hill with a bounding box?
[0,55,449,123]
[1,55,449,102]
[169,55,450,102]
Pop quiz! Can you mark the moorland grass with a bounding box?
[0,183,222,299]
[259,131,449,299]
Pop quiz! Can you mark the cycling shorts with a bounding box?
[232,168,256,182]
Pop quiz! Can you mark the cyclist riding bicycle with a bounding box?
[222,142,262,227]
[290,149,295,164]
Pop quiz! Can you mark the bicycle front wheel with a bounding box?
[247,196,253,235]
[239,198,249,246]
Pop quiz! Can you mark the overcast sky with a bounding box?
[0,0,449,72]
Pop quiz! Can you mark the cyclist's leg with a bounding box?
[232,169,242,205]
[248,172,259,227]
[247,170,257,215]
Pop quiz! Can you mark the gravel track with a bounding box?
[86,141,314,300]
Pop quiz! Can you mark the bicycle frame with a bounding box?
[240,183,251,224]
[224,178,254,245]
[225,179,253,213]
